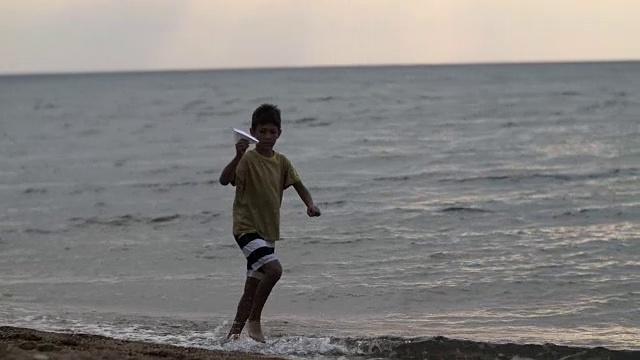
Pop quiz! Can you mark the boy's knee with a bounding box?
[262,261,282,280]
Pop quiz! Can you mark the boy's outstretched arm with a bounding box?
[293,181,321,217]
[219,139,249,185]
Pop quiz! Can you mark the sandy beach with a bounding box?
[2,326,639,360]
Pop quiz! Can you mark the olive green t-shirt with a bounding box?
[232,149,300,240]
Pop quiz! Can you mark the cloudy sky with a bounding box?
[1,0,639,74]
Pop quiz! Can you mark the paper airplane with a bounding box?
[233,128,259,144]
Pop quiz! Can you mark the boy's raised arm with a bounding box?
[293,181,321,217]
[219,140,249,186]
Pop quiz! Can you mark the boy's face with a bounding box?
[251,123,281,152]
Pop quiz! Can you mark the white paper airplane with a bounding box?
[233,128,259,144]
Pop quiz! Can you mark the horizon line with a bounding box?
[1,58,639,78]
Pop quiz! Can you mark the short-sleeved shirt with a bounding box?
[232,149,300,240]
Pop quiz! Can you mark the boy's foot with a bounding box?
[226,321,244,340]
[247,320,265,342]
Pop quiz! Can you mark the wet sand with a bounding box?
[369,335,640,360]
[1,326,638,360]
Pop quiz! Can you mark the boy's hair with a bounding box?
[251,104,281,130]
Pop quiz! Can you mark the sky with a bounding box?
[1,0,639,74]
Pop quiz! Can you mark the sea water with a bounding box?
[0,62,638,358]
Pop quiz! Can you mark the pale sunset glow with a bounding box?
[1,0,639,74]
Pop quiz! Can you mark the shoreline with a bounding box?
[0,326,284,360]
[2,326,639,360]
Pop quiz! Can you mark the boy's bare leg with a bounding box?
[247,260,282,342]
[227,276,260,339]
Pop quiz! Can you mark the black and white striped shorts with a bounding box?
[234,232,278,279]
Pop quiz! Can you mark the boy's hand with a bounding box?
[307,205,321,217]
[235,139,249,157]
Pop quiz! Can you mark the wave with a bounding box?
[23,228,55,234]
[373,171,430,182]
[317,200,347,207]
[143,165,188,175]
[374,175,412,182]
[33,100,58,111]
[69,185,106,195]
[367,164,546,183]
[558,90,582,96]
[441,207,493,213]
[440,168,637,184]
[288,117,332,127]
[180,99,206,112]
[20,178,221,197]
[22,187,48,194]
[131,179,217,192]
[178,100,243,121]
[551,206,634,220]
[76,128,102,137]
[291,116,318,124]
[68,211,220,228]
[308,95,337,103]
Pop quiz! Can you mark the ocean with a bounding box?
[0,62,638,359]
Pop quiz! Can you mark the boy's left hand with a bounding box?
[307,205,321,217]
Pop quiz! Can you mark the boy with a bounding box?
[219,104,321,342]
